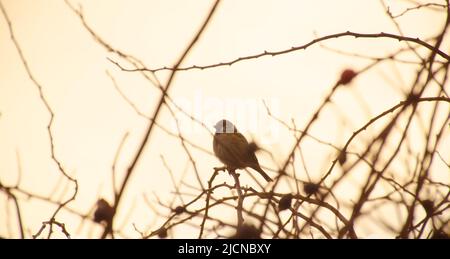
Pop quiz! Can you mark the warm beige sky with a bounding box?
[0,0,448,238]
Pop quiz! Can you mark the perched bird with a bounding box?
[213,119,272,182]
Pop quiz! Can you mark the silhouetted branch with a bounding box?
[0,1,78,239]
[110,31,450,73]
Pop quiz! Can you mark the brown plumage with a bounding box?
[213,119,272,182]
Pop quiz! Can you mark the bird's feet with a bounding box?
[213,166,227,172]
[227,168,240,178]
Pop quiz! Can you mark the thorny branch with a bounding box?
[110,31,450,73]
[0,1,78,239]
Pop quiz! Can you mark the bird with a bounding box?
[213,119,272,182]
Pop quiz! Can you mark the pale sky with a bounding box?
[0,0,448,238]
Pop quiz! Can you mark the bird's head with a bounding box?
[214,119,237,133]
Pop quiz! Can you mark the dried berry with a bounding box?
[278,193,293,211]
[174,206,186,215]
[338,151,347,166]
[405,92,420,105]
[93,199,114,224]
[304,183,319,195]
[230,224,261,239]
[421,200,434,217]
[158,227,168,238]
[431,230,449,239]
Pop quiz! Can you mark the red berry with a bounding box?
[339,69,357,85]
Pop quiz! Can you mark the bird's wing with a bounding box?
[214,133,249,167]
[233,133,250,146]
[226,133,249,161]
[214,132,272,182]
[233,133,261,164]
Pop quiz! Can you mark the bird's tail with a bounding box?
[252,165,273,182]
